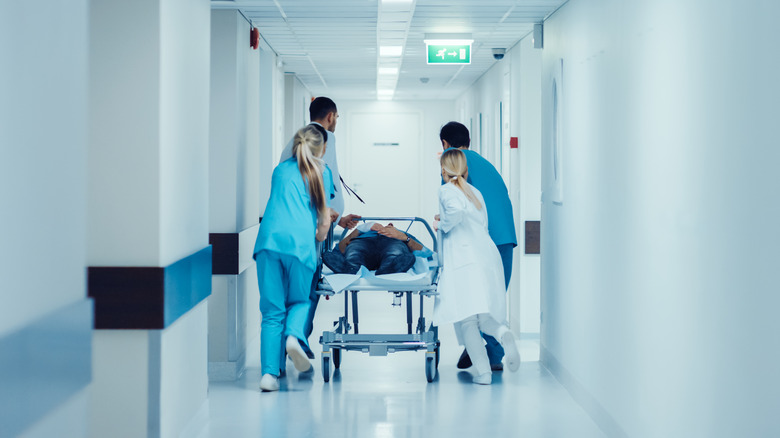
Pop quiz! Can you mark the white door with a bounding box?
[343,112,422,219]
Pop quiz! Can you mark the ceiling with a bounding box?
[211,0,567,101]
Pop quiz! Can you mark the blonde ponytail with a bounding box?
[292,125,328,218]
[440,148,483,210]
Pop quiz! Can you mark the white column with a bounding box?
[207,9,262,381]
[88,0,211,436]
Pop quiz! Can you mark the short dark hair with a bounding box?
[439,121,470,148]
[310,97,337,122]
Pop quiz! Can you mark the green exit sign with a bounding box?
[427,44,471,64]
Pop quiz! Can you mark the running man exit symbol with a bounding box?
[427,44,471,64]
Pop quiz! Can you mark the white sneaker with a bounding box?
[298,364,315,378]
[500,328,521,372]
[286,336,312,372]
[473,372,492,385]
[260,374,279,392]
[287,356,315,377]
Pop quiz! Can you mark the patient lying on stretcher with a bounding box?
[322,222,430,275]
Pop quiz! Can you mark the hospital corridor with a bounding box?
[2,1,780,437]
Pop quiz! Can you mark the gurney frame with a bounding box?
[316,217,441,383]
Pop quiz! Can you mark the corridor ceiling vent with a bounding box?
[376,0,416,100]
[424,33,473,65]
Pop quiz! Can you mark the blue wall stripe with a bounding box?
[88,245,213,329]
[164,245,213,327]
[0,299,92,438]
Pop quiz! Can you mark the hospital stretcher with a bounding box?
[316,217,441,382]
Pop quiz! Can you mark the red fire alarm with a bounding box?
[250,28,260,50]
[510,136,518,149]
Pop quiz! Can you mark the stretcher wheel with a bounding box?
[333,348,341,369]
[322,354,330,382]
[435,341,441,368]
[425,354,436,382]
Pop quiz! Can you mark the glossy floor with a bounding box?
[195,292,605,438]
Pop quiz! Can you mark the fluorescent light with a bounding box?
[377,89,395,100]
[378,67,399,75]
[379,46,403,57]
[423,39,474,46]
[423,33,473,46]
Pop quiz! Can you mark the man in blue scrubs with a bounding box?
[439,121,517,371]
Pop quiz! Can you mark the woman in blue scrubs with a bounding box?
[254,124,333,392]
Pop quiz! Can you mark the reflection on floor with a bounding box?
[195,290,605,438]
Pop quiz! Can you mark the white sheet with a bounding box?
[322,255,438,294]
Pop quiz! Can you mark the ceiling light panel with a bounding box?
[234,0,567,100]
[379,46,403,57]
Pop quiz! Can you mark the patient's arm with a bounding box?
[376,225,423,251]
[339,229,360,253]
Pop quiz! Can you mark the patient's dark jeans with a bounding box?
[323,236,416,275]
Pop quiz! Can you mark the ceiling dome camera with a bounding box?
[492,48,506,60]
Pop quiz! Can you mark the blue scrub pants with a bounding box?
[483,243,514,364]
[256,250,314,376]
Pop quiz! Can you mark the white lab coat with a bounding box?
[434,182,507,327]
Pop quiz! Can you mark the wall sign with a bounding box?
[426,44,471,64]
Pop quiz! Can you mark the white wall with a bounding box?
[282,74,313,155]
[88,1,211,436]
[239,41,261,230]
[159,302,208,438]
[88,0,162,266]
[209,10,243,234]
[19,389,89,438]
[91,331,151,438]
[208,10,266,381]
[514,35,543,334]
[0,0,88,335]
[1,2,91,436]
[91,306,208,438]
[89,0,210,267]
[270,60,288,174]
[455,45,542,336]
[209,10,260,233]
[257,43,280,217]
[541,0,780,436]
[159,0,211,265]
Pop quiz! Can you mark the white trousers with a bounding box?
[454,313,508,376]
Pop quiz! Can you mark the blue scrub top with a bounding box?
[254,158,333,271]
[442,148,517,247]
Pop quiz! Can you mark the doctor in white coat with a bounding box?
[434,148,520,385]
